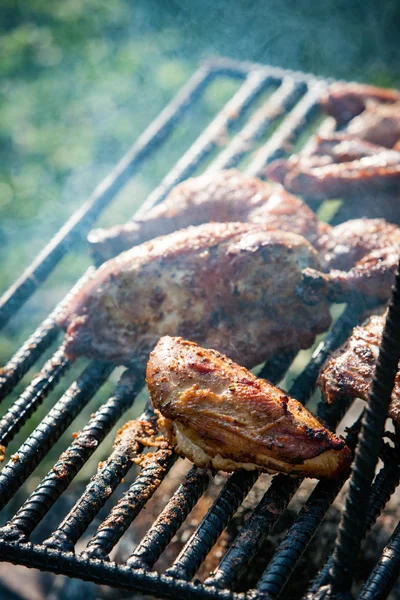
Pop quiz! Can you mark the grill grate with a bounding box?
[0,56,399,600]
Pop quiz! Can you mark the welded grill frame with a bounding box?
[0,56,399,600]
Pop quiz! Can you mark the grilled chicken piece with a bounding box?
[266,154,400,201]
[147,336,351,478]
[318,218,400,302]
[58,222,332,367]
[318,314,400,426]
[266,134,399,184]
[303,133,398,162]
[321,83,400,125]
[88,169,326,262]
[317,218,400,271]
[346,101,400,149]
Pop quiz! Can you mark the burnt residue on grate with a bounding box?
[0,56,398,600]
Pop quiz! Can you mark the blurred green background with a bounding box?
[0,0,400,535]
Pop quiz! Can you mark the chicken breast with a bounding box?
[88,169,326,262]
[321,82,400,125]
[147,336,351,478]
[318,314,400,425]
[58,222,332,368]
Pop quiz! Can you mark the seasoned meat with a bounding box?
[302,133,397,163]
[320,218,400,301]
[265,155,334,186]
[346,101,400,149]
[266,134,398,185]
[146,336,351,478]
[88,169,326,262]
[317,218,400,271]
[321,82,400,125]
[267,155,400,201]
[58,222,332,367]
[328,245,399,302]
[318,314,400,426]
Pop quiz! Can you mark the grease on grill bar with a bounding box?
[0,56,399,600]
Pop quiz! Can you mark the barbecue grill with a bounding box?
[0,56,400,600]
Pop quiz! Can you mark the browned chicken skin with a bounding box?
[58,222,332,367]
[317,218,400,271]
[267,154,400,201]
[318,314,400,426]
[146,336,351,478]
[267,92,400,202]
[88,169,326,262]
[321,82,400,125]
[266,134,400,189]
[303,133,399,162]
[345,101,400,149]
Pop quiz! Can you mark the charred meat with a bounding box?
[146,336,351,478]
[58,222,332,367]
[88,169,326,262]
[318,313,400,426]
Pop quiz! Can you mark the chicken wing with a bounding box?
[321,82,400,125]
[317,218,400,271]
[146,336,351,478]
[266,155,400,201]
[345,101,400,149]
[88,169,326,262]
[303,133,398,162]
[58,222,332,368]
[318,313,400,426]
[266,134,400,186]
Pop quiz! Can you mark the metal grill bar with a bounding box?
[133,69,273,220]
[305,447,400,597]
[254,416,362,599]
[0,346,70,448]
[329,260,400,593]
[126,466,213,569]
[42,410,175,552]
[80,448,179,559]
[359,521,400,600]
[207,475,300,590]
[166,470,259,581]
[0,369,143,542]
[0,267,94,402]
[207,78,303,173]
[0,361,113,511]
[246,82,326,176]
[0,539,248,600]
